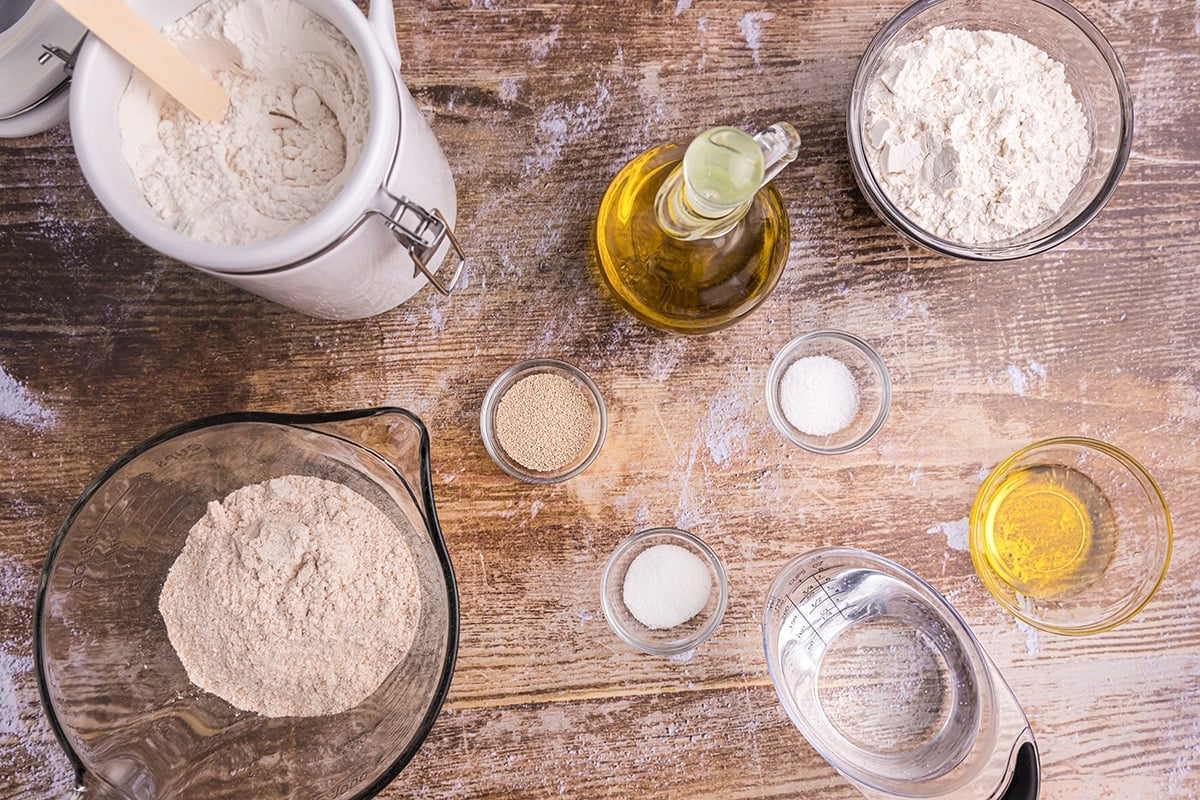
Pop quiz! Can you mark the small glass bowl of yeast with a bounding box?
[847,0,1132,259]
[601,528,729,656]
[969,437,1172,635]
[480,359,606,484]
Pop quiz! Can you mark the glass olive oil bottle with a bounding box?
[595,123,800,334]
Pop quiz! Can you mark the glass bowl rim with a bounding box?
[34,408,460,799]
[760,546,1000,795]
[968,435,1173,635]
[765,329,892,455]
[600,527,730,655]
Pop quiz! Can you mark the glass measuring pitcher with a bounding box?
[35,409,459,799]
[762,547,1039,800]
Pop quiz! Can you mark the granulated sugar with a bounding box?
[865,26,1089,244]
[779,355,860,436]
[622,544,712,629]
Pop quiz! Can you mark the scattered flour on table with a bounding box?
[1,648,73,793]
[1015,619,1042,655]
[864,26,1089,243]
[0,553,74,794]
[701,387,753,467]
[159,475,421,718]
[1006,360,1047,396]
[1006,364,1029,396]
[738,11,774,65]
[0,364,55,429]
[926,518,969,552]
[525,24,562,61]
[118,0,369,245]
[523,83,613,175]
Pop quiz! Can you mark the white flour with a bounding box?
[864,26,1089,244]
[118,0,370,245]
[158,475,421,718]
[0,364,54,429]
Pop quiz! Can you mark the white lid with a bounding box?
[0,0,85,137]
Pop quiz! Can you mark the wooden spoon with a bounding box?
[54,0,228,123]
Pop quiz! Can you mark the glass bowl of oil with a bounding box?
[969,437,1172,635]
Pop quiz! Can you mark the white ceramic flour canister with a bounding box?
[3,0,462,320]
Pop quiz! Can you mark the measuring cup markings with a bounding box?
[38,410,460,799]
[152,442,204,471]
[764,549,1039,799]
[62,475,206,595]
[63,479,144,591]
[785,581,849,647]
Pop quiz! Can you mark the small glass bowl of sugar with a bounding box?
[766,330,891,455]
[601,528,728,656]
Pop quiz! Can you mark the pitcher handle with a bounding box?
[367,0,402,72]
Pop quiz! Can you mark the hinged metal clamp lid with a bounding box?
[373,192,466,296]
[0,0,85,136]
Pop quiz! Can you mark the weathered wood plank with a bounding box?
[2,0,1198,798]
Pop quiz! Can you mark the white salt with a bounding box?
[779,355,860,436]
[623,544,711,629]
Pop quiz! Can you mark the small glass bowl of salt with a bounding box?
[766,330,891,455]
[601,528,728,656]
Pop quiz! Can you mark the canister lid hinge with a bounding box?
[0,39,80,123]
[375,194,465,296]
[39,40,81,72]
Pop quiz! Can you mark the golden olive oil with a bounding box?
[980,465,1117,599]
[594,141,789,335]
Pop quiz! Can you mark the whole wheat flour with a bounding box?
[864,26,1089,244]
[118,0,370,245]
[158,475,421,718]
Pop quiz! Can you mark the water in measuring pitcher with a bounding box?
[771,568,982,777]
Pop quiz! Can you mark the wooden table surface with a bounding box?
[3,1,1199,798]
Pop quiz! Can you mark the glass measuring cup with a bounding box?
[35,409,458,799]
[762,548,1039,800]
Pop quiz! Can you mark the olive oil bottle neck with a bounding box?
[654,122,801,241]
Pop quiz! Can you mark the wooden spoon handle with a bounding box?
[54,0,228,123]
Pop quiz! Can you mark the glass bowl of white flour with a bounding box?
[35,409,458,799]
[847,0,1132,260]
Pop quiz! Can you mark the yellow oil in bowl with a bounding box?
[978,464,1117,600]
[970,437,1171,635]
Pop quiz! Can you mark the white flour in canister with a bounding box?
[117,0,370,246]
[864,26,1090,244]
[158,475,421,718]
